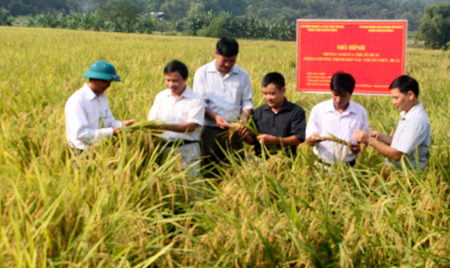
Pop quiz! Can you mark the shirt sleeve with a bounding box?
[290,108,306,141]
[241,73,253,111]
[65,98,113,146]
[392,120,428,155]
[305,107,319,139]
[148,96,160,120]
[186,98,205,126]
[360,108,370,132]
[193,69,209,108]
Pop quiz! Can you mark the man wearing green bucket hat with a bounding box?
[65,60,136,151]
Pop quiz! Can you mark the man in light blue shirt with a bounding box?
[193,37,253,174]
[353,75,431,170]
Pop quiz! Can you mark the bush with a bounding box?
[417,2,450,50]
[197,16,231,38]
[0,8,12,26]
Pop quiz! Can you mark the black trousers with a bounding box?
[201,126,244,175]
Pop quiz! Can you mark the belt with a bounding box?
[318,159,356,167]
[165,140,198,147]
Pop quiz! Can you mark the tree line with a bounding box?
[1,0,450,48]
[0,0,433,31]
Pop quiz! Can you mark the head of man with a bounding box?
[330,72,355,111]
[389,75,420,112]
[214,37,239,75]
[262,72,286,110]
[164,60,188,96]
[82,61,120,95]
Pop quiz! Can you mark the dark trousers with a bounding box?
[201,126,244,175]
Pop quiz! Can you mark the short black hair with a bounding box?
[216,37,239,57]
[262,72,285,90]
[330,72,355,94]
[164,60,188,79]
[389,75,419,98]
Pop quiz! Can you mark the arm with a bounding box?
[256,134,301,147]
[240,73,253,121]
[353,130,403,161]
[305,106,324,145]
[65,99,118,145]
[240,109,252,122]
[237,126,256,145]
[158,122,199,133]
[370,131,393,145]
[205,107,229,129]
[368,137,403,161]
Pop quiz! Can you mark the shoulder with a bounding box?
[233,64,250,77]
[253,104,267,119]
[350,101,368,114]
[154,89,170,101]
[287,101,305,113]
[186,88,204,102]
[65,88,84,108]
[311,100,330,113]
[194,62,212,76]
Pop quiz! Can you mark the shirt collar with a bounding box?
[324,99,357,115]
[207,59,239,75]
[163,86,192,99]
[262,98,292,113]
[401,102,423,120]
[81,83,98,100]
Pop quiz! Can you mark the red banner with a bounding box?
[296,20,407,95]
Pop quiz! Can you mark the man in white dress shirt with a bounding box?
[353,75,430,170]
[65,61,135,152]
[193,37,253,173]
[148,60,205,177]
[306,72,370,166]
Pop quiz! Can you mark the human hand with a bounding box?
[237,126,249,137]
[353,129,369,144]
[123,119,136,127]
[256,134,277,145]
[369,131,381,140]
[113,127,122,135]
[215,115,229,129]
[310,132,326,143]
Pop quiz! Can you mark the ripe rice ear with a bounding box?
[319,132,352,147]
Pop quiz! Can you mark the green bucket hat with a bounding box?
[82,60,121,82]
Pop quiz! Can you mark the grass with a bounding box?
[0,26,449,267]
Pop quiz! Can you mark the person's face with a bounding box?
[263,83,285,109]
[214,51,237,74]
[331,90,352,111]
[91,79,111,94]
[391,87,414,112]
[165,71,187,95]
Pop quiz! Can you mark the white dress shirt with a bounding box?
[390,102,430,169]
[148,87,205,141]
[306,99,370,163]
[193,60,253,127]
[65,83,122,150]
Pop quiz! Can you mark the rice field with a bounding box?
[0,27,449,267]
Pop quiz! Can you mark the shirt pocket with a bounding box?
[227,82,242,103]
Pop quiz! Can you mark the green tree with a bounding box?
[417,2,450,50]
[197,15,231,38]
[100,0,141,22]
[0,7,12,25]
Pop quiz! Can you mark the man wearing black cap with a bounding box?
[65,60,135,151]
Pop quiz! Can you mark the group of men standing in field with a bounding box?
[65,37,431,176]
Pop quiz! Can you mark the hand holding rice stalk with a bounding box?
[319,132,352,147]
[125,120,167,137]
[225,116,260,141]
